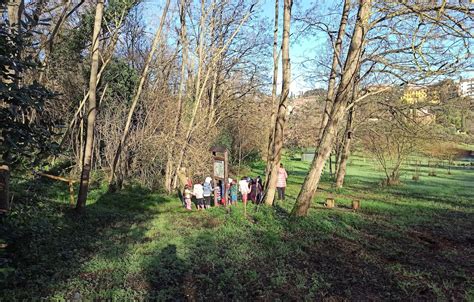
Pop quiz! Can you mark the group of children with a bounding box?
[181,163,288,211]
[182,176,264,211]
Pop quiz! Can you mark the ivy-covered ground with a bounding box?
[1,156,473,300]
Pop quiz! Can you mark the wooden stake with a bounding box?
[325,197,335,208]
[68,181,75,208]
[352,199,360,210]
[35,171,76,207]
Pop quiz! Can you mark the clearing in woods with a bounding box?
[1,154,473,300]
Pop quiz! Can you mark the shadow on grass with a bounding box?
[0,178,170,300]
[137,204,472,301]
[2,174,473,300]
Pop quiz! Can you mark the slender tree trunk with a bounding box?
[79,101,84,168]
[108,0,170,190]
[319,0,350,141]
[335,73,358,186]
[207,69,219,127]
[238,135,242,176]
[264,0,279,182]
[292,0,371,217]
[58,16,126,151]
[207,5,223,130]
[334,134,343,176]
[76,0,104,211]
[263,0,292,206]
[165,0,188,193]
[329,153,333,177]
[335,103,355,188]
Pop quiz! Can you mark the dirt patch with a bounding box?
[125,272,151,291]
[186,215,222,229]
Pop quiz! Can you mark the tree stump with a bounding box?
[352,199,360,210]
[325,197,335,208]
[0,165,10,214]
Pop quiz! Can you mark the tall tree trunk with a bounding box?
[319,0,350,141]
[264,0,279,183]
[76,0,104,211]
[292,0,371,217]
[335,75,358,180]
[207,4,223,130]
[334,133,343,176]
[335,101,355,188]
[263,0,292,206]
[164,0,188,193]
[108,0,170,190]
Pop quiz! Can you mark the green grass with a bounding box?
[1,155,473,300]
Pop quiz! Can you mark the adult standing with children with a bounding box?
[276,163,288,200]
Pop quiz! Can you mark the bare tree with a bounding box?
[292,0,371,216]
[168,0,256,191]
[164,0,188,193]
[76,0,105,211]
[264,0,279,181]
[263,0,292,206]
[361,117,422,186]
[108,0,171,190]
[335,88,356,188]
[319,0,350,142]
[291,0,473,216]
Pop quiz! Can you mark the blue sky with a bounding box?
[140,0,473,94]
[260,0,329,94]
[141,0,330,95]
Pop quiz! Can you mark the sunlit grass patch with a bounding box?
[2,154,473,300]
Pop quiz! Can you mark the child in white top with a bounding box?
[239,177,251,204]
[193,183,204,210]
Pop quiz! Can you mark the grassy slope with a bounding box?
[1,156,473,300]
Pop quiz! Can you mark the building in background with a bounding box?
[401,85,428,104]
[401,84,442,105]
[458,78,474,99]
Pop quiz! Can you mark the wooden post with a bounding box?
[210,146,229,207]
[0,165,10,214]
[325,197,335,208]
[36,171,76,207]
[352,199,360,210]
[213,179,218,207]
[68,181,75,208]
[224,150,228,206]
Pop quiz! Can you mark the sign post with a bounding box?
[210,146,228,206]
